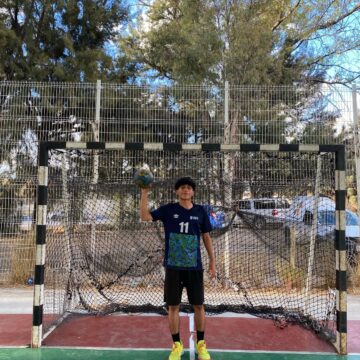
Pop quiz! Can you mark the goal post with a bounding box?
[31,141,347,354]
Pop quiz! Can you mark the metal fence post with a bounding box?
[91,80,102,257]
[352,84,360,229]
[223,81,230,281]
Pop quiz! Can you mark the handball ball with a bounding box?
[134,167,154,188]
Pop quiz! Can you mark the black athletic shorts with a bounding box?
[164,268,204,306]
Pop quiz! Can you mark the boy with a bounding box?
[139,177,216,360]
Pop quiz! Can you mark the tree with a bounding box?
[0,0,130,82]
[122,0,222,84]
[123,0,360,86]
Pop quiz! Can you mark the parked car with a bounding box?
[236,198,290,229]
[203,205,226,230]
[47,210,66,233]
[284,196,360,261]
[19,214,33,231]
[47,209,117,232]
[19,202,35,232]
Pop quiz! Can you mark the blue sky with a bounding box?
[105,0,360,86]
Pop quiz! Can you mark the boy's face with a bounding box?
[175,184,194,200]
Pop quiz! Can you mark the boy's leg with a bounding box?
[193,304,205,333]
[168,305,181,335]
[168,306,184,360]
[187,271,211,359]
[165,269,184,359]
[186,270,205,333]
[164,269,183,351]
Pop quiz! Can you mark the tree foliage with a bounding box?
[123,0,360,86]
[0,0,130,82]
[123,0,222,84]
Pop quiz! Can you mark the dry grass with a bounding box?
[275,261,307,289]
[348,259,360,295]
[10,232,36,284]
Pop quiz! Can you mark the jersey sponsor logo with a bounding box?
[190,216,199,220]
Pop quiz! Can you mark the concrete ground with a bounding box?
[1,287,359,319]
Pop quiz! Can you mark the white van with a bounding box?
[236,198,290,229]
[19,202,34,231]
[284,196,360,255]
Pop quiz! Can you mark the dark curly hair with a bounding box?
[174,177,196,191]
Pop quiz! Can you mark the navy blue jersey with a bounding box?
[151,203,212,270]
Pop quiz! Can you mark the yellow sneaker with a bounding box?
[168,341,184,360]
[196,340,211,360]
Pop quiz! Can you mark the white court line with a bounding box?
[188,313,195,360]
[30,345,352,355]
[8,344,358,356]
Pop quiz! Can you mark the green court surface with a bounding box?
[0,348,360,360]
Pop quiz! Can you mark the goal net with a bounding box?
[33,143,347,353]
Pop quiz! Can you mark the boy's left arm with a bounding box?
[202,232,216,278]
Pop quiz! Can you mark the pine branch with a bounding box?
[317,4,360,30]
[272,0,302,32]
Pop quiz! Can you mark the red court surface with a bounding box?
[1,314,359,353]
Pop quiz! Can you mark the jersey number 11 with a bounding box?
[179,221,189,233]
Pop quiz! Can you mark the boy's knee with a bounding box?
[193,304,204,312]
[168,305,180,313]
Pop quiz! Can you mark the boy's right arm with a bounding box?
[140,188,153,221]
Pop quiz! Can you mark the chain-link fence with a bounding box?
[0,81,359,287]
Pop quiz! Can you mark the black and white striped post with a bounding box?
[31,142,347,353]
[335,145,347,355]
[32,142,50,348]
